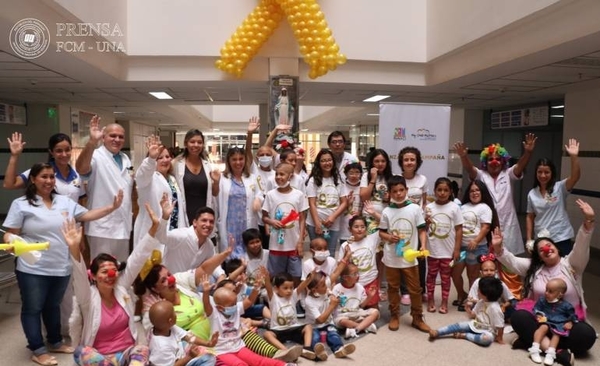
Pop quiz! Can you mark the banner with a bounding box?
[379,103,451,195]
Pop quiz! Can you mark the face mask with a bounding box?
[278,181,290,188]
[258,156,272,167]
[547,298,559,304]
[390,198,406,205]
[221,305,237,317]
[313,250,330,261]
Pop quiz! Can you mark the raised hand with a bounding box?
[453,142,468,157]
[576,199,594,220]
[207,332,219,347]
[363,200,375,216]
[522,133,537,153]
[61,218,82,249]
[146,134,162,159]
[491,227,503,253]
[159,192,174,220]
[210,169,221,184]
[7,132,26,155]
[200,273,211,293]
[247,116,260,133]
[145,203,160,236]
[112,189,124,211]
[369,167,378,182]
[565,138,579,157]
[88,115,104,144]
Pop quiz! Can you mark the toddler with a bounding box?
[466,254,516,320]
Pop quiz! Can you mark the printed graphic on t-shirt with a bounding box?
[317,183,340,209]
[462,210,479,235]
[429,213,453,239]
[275,303,298,326]
[390,217,415,248]
[351,246,376,273]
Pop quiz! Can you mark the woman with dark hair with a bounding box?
[4,132,85,202]
[134,135,185,246]
[2,162,123,366]
[492,199,596,363]
[306,149,348,256]
[217,147,259,257]
[526,139,580,256]
[452,180,500,310]
[172,129,221,226]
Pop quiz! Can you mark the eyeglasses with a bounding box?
[320,159,333,163]
[329,139,345,145]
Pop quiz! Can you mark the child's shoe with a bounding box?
[334,344,356,358]
[366,323,378,334]
[344,328,358,339]
[274,345,303,362]
[301,348,316,360]
[528,345,543,364]
[314,342,328,361]
[401,294,411,305]
[543,348,556,366]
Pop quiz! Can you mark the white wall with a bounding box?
[126,0,427,62]
[53,0,127,44]
[426,0,559,60]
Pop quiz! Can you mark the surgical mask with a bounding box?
[390,198,406,205]
[221,305,237,317]
[278,181,290,188]
[314,250,330,261]
[258,156,272,167]
[547,298,560,304]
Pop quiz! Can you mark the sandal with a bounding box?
[438,306,448,314]
[427,304,436,313]
[452,299,465,306]
[49,344,75,354]
[31,354,58,366]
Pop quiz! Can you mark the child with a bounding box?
[528,278,577,365]
[425,177,464,314]
[428,276,505,346]
[465,254,516,321]
[201,274,294,366]
[306,148,348,256]
[332,263,380,338]
[261,270,319,360]
[339,163,364,246]
[303,238,338,279]
[338,215,380,309]
[267,150,307,194]
[241,228,269,286]
[148,300,217,366]
[378,175,430,332]
[305,269,357,360]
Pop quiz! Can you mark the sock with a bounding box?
[530,342,541,352]
[546,347,556,356]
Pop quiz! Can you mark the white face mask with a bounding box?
[278,181,290,188]
[390,198,406,205]
[314,250,330,261]
[547,297,560,303]
[258,156,272,167]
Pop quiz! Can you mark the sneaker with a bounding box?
[296,302,305,319]
[555,349,574,366]
[301,349,316,360]
[314,342,328,361]
[366,323,378,334]
[401,294,411,305]
[543,352,556,366]
[529,348,542,364]
[345,328,358,339]
[274,345,303,362]
[334,344,356,358]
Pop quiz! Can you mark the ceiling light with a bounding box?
[113,111,125,114]
[366,113,380,116]
[149,91,173,100]
[301,128,309,132]
[213,128,220,131]
[551,105,564,109]
[550,114,564,118]
[363,95,390,103]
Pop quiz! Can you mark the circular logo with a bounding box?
[9,18,50,59]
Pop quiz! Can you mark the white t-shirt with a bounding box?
[468,277,514,303]
[469,300,504,335]
[338,233,379,285]
[148,325,188,366]
[266,174,306,195]
[335,152,359,182]
[269,289,303,330]
[262,188,308,252]
[305,291,335,328]
[306,176,347,231]
[158,225,215,274]
[360,173,388,218]
[379,203,426,268]
[426,201,464,259]
[526,179,574,242]
[339,182,361,240]
[250,162,275,226]
[461,202,492,247]
[302,257,337,280]
[331,283,366,316]
[242,249,269,282]
[209,299,245,355]
[20,163,85,202]
[403,173,428,208]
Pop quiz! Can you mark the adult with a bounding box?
[454,134,537,255]
[171,129,220,227]
[155,204,219,274]
[4,132,85,202]
[491,199,596,360]
[327,131,358,182]
[134,135,185,246]
[397,146,428,305]
[217,146,259,257]
[65,204,160,366]
[526,138,580,256]
[2,162,122,366]
[76,116,134,261]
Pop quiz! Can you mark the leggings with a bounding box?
[510,310,597,355]
[74,345,149,366]
[241,330,278,358]
[216,347,285,366]
[426,257,452,301]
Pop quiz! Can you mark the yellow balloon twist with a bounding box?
[215,0,346,79]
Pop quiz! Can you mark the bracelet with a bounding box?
[369,181,376,185]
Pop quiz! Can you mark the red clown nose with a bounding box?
[540,245,552,254]
[107,269,117,278]
[488,160,501,168]
[167,275,176,286]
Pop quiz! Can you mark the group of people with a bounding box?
[1,116,597,366]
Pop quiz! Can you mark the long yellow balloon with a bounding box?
[216,0,346,79]
[0,239,50,256]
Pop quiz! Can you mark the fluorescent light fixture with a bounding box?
[363,95,390,103]
[301,128,309,132]
[213,128,220,131]
[366,113,380,116]
[550,114,564,118]
[113,111,125,114]
[551,105,564,109]
[149,91,173,100]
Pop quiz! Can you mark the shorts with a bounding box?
[463,244,489,265]
[243,304,265,319]
[267,253,302,278]
[334,308,379,327]
[270,325,307,344]
[362,278,380,308]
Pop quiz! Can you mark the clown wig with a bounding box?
[479,143,511,170]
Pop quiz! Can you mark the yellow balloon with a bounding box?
[337,53,347,65]
[309,69,319,79]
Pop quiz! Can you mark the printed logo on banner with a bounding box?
[393,127,406,140]
[411,128,437,140]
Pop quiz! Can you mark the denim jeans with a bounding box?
[187,354,216,366]
[16,270,70,355]
[311,325,344,352]
[307,225,340,257]
[435,321,494,346]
